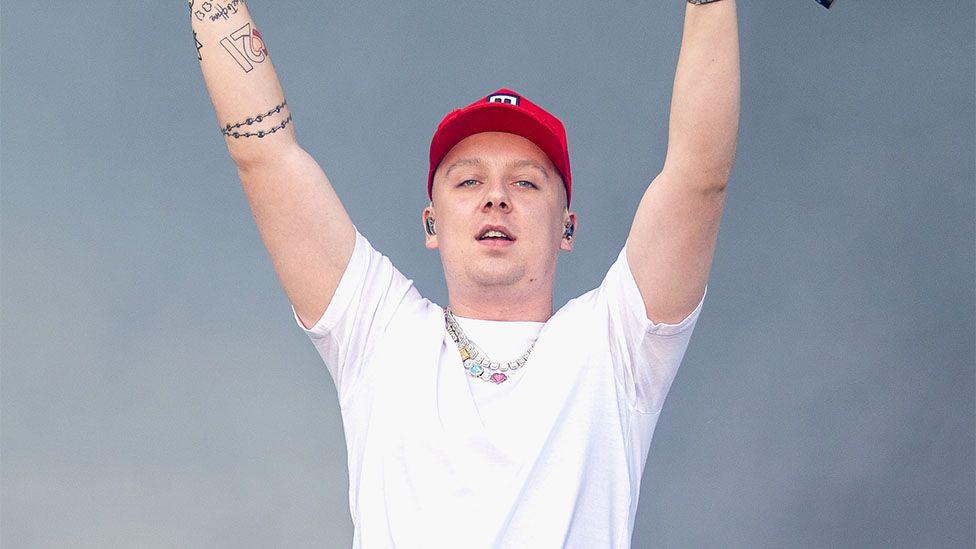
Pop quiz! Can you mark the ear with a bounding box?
[423,203,439,249]
[560,209,577,252]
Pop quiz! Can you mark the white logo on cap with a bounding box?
[487,94,520,106]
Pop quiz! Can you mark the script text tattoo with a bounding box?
[193,0,247,23]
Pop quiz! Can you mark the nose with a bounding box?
[482,181,511,211]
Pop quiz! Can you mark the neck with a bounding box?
[447,286,554,322]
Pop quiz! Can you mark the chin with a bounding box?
[468,263,525,288]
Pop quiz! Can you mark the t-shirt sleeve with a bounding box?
[290,225,421,405]
[597,242,707,414]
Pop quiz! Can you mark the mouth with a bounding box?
[476,228,515,250]
[477,237,515,249]
[475,225,516,245]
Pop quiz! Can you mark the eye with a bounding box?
[458,179,537,189]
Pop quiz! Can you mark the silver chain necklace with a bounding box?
[443,307,536,384]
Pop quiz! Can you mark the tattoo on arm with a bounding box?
[220,100,292,139]
[192,1,210,21]
[192,0,247,23]
[220,22,268,74]
[207,0,246,22]
[194,30,203,61]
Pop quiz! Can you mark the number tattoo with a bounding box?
[220,22,268,73]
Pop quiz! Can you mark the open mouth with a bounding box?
[478,237,515,248]
[476,228,515,248]
[474,224,516,250]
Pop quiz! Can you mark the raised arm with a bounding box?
[191,1,356,330]
[626,0,740,325]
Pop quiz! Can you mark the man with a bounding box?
[191,0,738,546]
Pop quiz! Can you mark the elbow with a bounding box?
[664,147,736,191]
[707,172,731,193]
[228,140,300,172]
[663,161,733,193]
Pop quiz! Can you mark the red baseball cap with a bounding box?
[427,88,572,207]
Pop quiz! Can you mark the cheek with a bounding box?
[522,217,561,246]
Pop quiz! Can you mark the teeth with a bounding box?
[481,230,509,239]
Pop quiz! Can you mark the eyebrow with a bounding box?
[444,157,551,181]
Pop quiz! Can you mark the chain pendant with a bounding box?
[445,307,535,385]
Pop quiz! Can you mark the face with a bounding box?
[423,131,577,294]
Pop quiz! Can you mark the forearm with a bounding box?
[190,1,296,165]
[663,0,740,187]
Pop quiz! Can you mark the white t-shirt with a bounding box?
[292,226,706,548]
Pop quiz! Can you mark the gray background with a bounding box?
[2,1,973,547]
